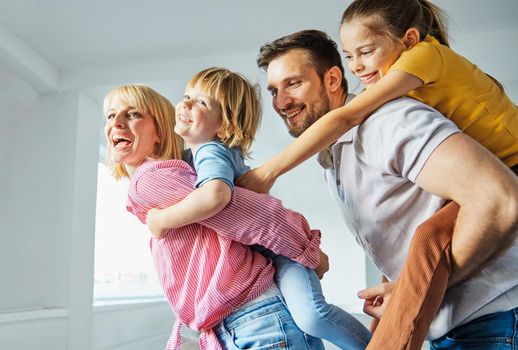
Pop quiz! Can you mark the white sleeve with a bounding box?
[357,98,460,182]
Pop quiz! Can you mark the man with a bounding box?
[239,29,518,349]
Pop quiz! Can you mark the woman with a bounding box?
[103,83,327,350]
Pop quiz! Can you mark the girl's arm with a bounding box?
[147,179,231,238]
[237,70,423,193]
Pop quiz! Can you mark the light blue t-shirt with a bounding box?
[192,141,250,191]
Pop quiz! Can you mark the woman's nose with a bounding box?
[111,112,126,127]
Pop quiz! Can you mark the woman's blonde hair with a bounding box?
[103,84,184,179]
[187,67,261,157]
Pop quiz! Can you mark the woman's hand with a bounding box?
[146,208,168,239]
[236,165,277,194]
[357,281,395,320]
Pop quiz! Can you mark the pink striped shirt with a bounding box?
[126,159,321,349]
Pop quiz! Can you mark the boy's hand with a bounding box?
[357,281,395,320]
[314,249,329,279]
[146,208,168,239]
[236,165,276,194]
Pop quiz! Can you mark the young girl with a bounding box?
[146,67,372,349]
[242,0,517,188]
[104,83,327,350]
[239,0,518,349]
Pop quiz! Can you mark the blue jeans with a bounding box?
[273,254,371,349]
[431,307,518,349]
[214,296,319,349]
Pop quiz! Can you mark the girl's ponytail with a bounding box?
[418,0,449,47]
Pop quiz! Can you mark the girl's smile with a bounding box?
[340,19,405,88]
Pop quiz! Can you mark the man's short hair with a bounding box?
[257,29,348,92]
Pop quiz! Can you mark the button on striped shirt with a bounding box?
[126,159,321,349]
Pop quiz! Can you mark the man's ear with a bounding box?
[325,66,343,93]
[402,28,420,49]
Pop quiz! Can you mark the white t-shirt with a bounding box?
[323,96,518,339]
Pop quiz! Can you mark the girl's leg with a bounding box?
[274,255,371,350]
[214,296,318,350]
[366,201,460,350]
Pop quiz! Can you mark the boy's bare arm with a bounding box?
[147,179,231,238]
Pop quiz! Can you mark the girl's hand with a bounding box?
[236,165,276,194]
[357,281,395,320]
[146,208,168,239]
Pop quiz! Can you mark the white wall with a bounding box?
[0,62,99,349]
[0,63,74,311]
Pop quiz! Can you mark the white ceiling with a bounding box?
[0,0,516,69]
[0,0,517,99]
[0,0,354,72]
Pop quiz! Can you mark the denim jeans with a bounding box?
[430,307,518,349]
[214,296,318,349]
[273,254,371,349]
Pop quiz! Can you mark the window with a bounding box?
[93,162,164,305]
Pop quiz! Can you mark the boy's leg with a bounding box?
[366,201,459,350]
[274,255,371,349]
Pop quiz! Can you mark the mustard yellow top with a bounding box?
[390,35,518,166]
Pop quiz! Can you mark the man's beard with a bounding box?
[286,89,330,138]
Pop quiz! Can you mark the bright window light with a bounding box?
[93,162,164,305]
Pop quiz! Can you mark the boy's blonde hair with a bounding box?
[187,67,261,157]
[103,84,184,180]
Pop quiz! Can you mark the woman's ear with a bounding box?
[325,66,343,93]
[403,28,421,49]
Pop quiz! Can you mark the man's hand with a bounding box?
[146,208,168,239]
[357,281,395,320]
[314,249,329,279]
[236,166,276,194]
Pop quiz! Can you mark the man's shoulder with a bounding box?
[362,96,445,129]
[354,96,458,151]
[372,96,436,116]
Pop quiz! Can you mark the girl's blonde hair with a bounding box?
[103,84,184,179]
[187,67,261,157]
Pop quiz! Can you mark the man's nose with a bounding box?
[276,89,293,110]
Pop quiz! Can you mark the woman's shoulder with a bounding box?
[133,159,195,179]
